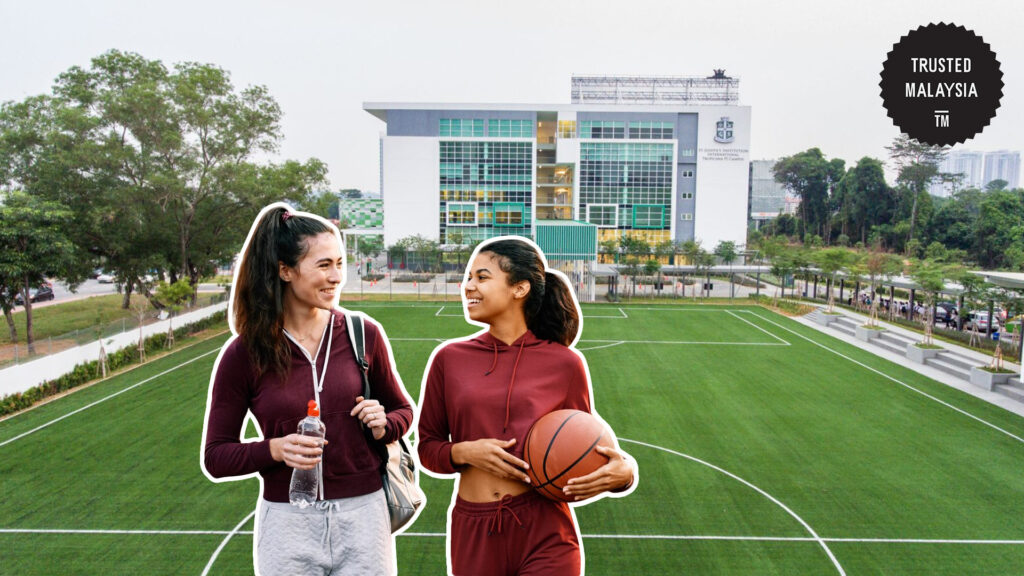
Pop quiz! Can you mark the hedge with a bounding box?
[0,311,228,417]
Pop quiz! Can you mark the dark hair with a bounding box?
[233,204,334,377]
[479,238,580,346]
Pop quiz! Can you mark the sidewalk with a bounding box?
[792,306,1024,418]
[0,302,228,398]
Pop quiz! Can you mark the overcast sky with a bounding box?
[1,0,1020,192]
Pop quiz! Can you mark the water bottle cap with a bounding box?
[307,400,319,417]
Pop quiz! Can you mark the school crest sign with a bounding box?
[714,117,734,143]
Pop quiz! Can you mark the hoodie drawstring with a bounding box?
[484,339,499,376]
[503,338,527,433]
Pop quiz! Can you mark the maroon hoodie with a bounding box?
[417,329,591,475]
[203,310,412,502]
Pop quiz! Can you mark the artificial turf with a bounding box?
[1,302,1022,574]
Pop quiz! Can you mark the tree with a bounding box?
[985,179,1009,192]
[619,235,651,298]
[859,248,900,326]
[49,50,326,305]
[974,189,1023,268]
[340,188,363,199]
[907,258,960,345]
[714,240,738,298]
[838,157,894,245]
[154,279,193,347]
[302,189,341,219]
[0,191,85,354]
[773,148,845,240]
[599,238,620,264]
[813,247,855,312]
[886,135,946,249]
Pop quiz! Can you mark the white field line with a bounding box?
[744,311,1024,446]
[579,339,788,346]
[621,437,846,576]
[585,308,629,319]
[200,510,255,576]
[725,310,790,345]
[3,528,1023,546]
[390,338,448,342]
[577,341,626,352]
[0,348,221,449]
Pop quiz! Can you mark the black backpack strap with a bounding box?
[345,313,389,474]
[345,313,372,400]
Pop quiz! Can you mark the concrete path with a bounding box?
[792,306,1024,418]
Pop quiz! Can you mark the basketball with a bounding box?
[524,409,615,502]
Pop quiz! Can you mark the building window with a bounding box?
[579,120,625,139]
[628,121,674,139]
[439,141,532,242]
[440,119,484,137]
[557,120,576,139]
[633,205,665,228]
[579,142,673,218]
[680,148,695,157]
[447,202,478,226]
[487,119,532,138]
[680,213,693,221]
[681,170,694,178]
[587,204,619,228]
[681,192,694,199]
[493,202,525,226]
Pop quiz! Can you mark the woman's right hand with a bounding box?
[269,434,327,470]
[451,438,530,483]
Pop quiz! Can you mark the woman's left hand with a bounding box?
[351,396,387,440]
[562,445,633,501]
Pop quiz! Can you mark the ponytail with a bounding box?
[233,203,333,377]
[478,238,581,347]
[529,271,579,346]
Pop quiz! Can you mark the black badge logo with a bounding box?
[879,23,1003,146]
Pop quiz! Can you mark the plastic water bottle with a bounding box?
[288,400,326,508]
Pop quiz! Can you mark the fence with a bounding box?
[0,293,228,369]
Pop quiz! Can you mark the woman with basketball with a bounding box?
[417,236,636,576]
[201,203,414,575]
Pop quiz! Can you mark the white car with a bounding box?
[96,273,115,284]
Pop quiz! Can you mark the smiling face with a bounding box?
[279,232,344,313]
[464,251,529,326]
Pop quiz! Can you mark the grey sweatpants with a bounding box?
[256,489,394,576]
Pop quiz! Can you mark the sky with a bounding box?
[1,0,1020,192]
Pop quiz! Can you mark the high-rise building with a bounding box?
[748,160,788,227]
[982,150,1021,190]
[363,74,751,254]
[929,150,1021,196]
[929,150,984,197]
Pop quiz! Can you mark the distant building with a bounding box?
[364,73,751,254]
[339,198,383,229]
[748,160,788,227]
[982,150,1021,190]
[929,149,1020,196]
[929,150,984,197]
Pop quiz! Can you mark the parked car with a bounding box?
[962,311,1000,332]
[96,272,115,283]
[14,283,55,305]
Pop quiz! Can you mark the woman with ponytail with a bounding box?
[417,236,636,575]
[201,203,413,576]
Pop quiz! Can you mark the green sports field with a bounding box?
[2,303,1023,575]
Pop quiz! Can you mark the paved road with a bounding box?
[12,279,225,312]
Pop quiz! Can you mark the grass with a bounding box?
[1,302,1023,574]
[2,293,226,345]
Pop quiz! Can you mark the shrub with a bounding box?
[0,310,228,417]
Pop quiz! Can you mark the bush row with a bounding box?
[0,311,228,417]
[748,294,816,316]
